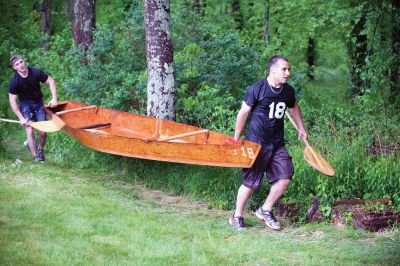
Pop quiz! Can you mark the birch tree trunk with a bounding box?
[73,0,96,53]
[40,0,52,50]
[144,0,176,120]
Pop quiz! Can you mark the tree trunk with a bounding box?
[192,0,201,14]
[192,0,206,16]
[144,0,176,120]
[73,0,96,53]
[66,0,74,24]
[231,0,243,31]
[306,197,322,223]
[40,0,52,50]
[390,0,399,105]
[263,0,270,49]
[348,2,368,97]
[307,37,315,80]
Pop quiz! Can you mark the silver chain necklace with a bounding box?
[267,81,283,94]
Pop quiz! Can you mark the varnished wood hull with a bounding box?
[49,101,261,168]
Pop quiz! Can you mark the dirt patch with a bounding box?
[119,182,219,214]
[0,215,13,224]
[134,184,213,211]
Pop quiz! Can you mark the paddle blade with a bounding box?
[303,145,335,176]
[30,115,65,133]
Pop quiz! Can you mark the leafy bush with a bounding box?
[176,83,237,133]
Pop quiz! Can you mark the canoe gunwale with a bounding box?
[70,125,261,167]
[47,101,262,168]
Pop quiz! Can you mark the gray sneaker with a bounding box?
[229,214,246,230]
[255,208,281,230]
[37,148,45,162]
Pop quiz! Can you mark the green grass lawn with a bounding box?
[0,144,399,265]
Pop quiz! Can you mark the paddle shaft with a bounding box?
[285,112,324,168]
[0,118,21,124]
[285,112,310,146]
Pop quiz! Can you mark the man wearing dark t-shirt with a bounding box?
[8,54,58,162]
[229,55,307,230]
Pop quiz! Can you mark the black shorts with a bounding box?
[242,145,294,189]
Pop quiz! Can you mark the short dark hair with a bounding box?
[10,54,23,67]
[268,55,288,71]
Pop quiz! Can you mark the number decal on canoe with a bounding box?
[241,147,247,156]
[232,147,255,159]
[247,148,255,159]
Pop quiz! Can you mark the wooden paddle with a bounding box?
[286,112,335,176]
[0,115,65,133]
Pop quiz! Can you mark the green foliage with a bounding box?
[172,11,263,131]
[176,83,237,133]
[175,32,263,98]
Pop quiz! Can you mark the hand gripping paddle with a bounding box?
[286,112,335,176]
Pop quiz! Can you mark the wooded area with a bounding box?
[0,0,399,217]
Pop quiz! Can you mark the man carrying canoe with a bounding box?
[229,55,307,230]
[7,54,58,162]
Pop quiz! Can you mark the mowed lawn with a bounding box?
[0,154,399,265]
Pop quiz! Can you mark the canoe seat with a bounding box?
[80,123,111,130]
[83,128,111,135]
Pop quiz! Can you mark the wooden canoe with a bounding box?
[47,101,261,168]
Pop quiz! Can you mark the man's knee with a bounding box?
[275,178,291,189]
[25,126,34,137]
[239,184,254,194]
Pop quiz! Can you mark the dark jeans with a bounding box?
[19,100,46,122]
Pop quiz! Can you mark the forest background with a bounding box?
[0,0,399,222]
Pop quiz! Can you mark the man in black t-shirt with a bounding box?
[8,54,58,162]
[229,55,307,230]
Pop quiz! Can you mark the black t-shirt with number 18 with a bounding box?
[243,77,296,150]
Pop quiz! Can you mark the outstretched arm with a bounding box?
[45,76,58,107]
[9,93,28,125]
[234,101,251,141]
[289,101,308,140]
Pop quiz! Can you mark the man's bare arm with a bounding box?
[289,101,307,140]
[234,101,251,141]
[9,93,28,125]
[45,76,58,107]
